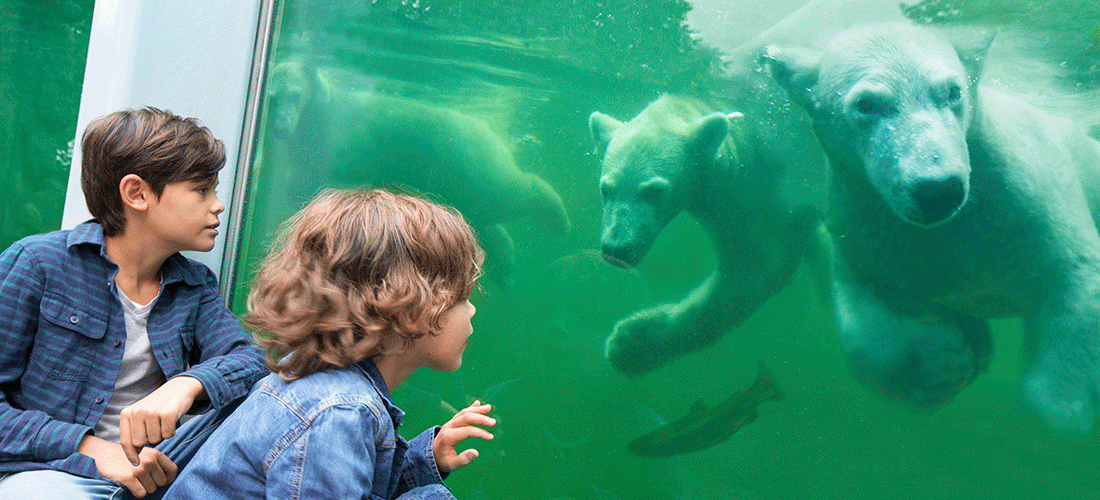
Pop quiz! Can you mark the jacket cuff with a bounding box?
[179,353,264,410]
[33,419,92,462]
[404,426,449,487]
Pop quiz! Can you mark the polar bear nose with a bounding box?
[911,176,966,225]
[602,242,642,268]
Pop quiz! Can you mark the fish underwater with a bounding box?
[628,361,783,458]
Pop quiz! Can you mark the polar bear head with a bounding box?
[766,24,990,227]
[589,96,730,267]
[268,59,327,140]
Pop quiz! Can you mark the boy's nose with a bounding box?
[212,196,225,214]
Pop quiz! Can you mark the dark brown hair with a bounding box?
[81,107,226,236]
[247,188,484,380]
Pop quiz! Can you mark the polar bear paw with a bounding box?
[844,320,990,411]
[605,307,677,376]
[1023,362,1097,434]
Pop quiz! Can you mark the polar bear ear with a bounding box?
[760,45,820,111]
[589,112,623,155]
[688,113,730,158]
[953,30,996,89]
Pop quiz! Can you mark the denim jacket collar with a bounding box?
[353,358,406,427]
[67,220,206,287]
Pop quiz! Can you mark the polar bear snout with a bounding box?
[600,211,653,268]
[601,235,647,268]
[907,176,967,226]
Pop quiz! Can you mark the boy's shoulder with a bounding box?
[262,365,388,413]
[7,224,91,260]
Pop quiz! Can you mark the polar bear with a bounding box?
[766,23,1100,432]
[589,87,826,376]
[266,59,570,285]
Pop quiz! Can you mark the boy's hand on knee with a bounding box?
[119,376,206,465]
[433,400,495,474]
[77,434,178,498]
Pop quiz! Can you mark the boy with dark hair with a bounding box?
[0,107,266,499]
[165,188,495,499]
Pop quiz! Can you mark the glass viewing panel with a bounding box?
[231,1,1100,498]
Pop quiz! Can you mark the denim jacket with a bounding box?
[164,359,455,499]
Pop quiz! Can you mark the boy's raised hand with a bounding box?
[119,376,206,465]
[433,400,496,474]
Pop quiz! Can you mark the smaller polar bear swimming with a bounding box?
[589,81,827,376]
[266,59,571,287]
[766,23,1100,433]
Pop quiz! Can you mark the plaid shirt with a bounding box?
[0,221,265,478]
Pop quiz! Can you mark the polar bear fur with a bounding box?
[267,59,570,285]
[766,23,1100,432]
[589,88,826,376]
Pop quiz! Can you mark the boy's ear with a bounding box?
[119,174,152,211]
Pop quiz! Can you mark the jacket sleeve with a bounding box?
[176,265,266,411]
[0,243,94,465]
[395,426,456,499]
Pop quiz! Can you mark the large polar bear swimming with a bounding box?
[766,23,1100,432]
[266,59,570,286]
[589,82,827,376]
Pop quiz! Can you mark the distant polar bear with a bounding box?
[766,23,1100,432]
[267,59,570,285]
[589,87,826,376]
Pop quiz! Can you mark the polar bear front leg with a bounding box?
[1023,280,1100,434]
[832,255,992,410]
[606,270,756,376]
[604,302,681,376]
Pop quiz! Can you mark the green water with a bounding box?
[0,0,94,249]
[229,2,1100,499]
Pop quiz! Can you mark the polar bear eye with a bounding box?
[937,81,964,112]
[599,179,614,199]
[850,92,896,120]
[637,177,671,203]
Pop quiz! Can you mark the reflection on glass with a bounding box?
[232,1,1100,499]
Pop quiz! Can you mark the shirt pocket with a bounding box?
[154,324,194,377]
[34,291,107,381]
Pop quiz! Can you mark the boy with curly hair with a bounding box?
[0,108,266,499]
[165,188,496,499]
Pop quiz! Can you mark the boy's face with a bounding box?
[417,299,476,372]
[146,178,225,253]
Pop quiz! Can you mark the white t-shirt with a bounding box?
[93,287,168,443]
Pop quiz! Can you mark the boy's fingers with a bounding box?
[465,402,491,413]
[134,470,156,497]
[441,426,494,444]
[119,419,141,465]
[155,450,179,484]
[144,418,163,446]
[146,458,169,487]
[459,448,479,465]
[122,477,148,498]
[161,415,176,441]
[446,411,496,428]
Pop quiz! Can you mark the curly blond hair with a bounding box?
[247,188,484,380]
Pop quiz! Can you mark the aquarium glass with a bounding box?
[230,1,1100,499]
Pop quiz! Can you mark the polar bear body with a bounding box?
[767,23,1100,432]
[266,59,570,285]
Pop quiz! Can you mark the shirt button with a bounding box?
[69,315,79,324]
[113,339,122,348]
[94,396,104,404]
